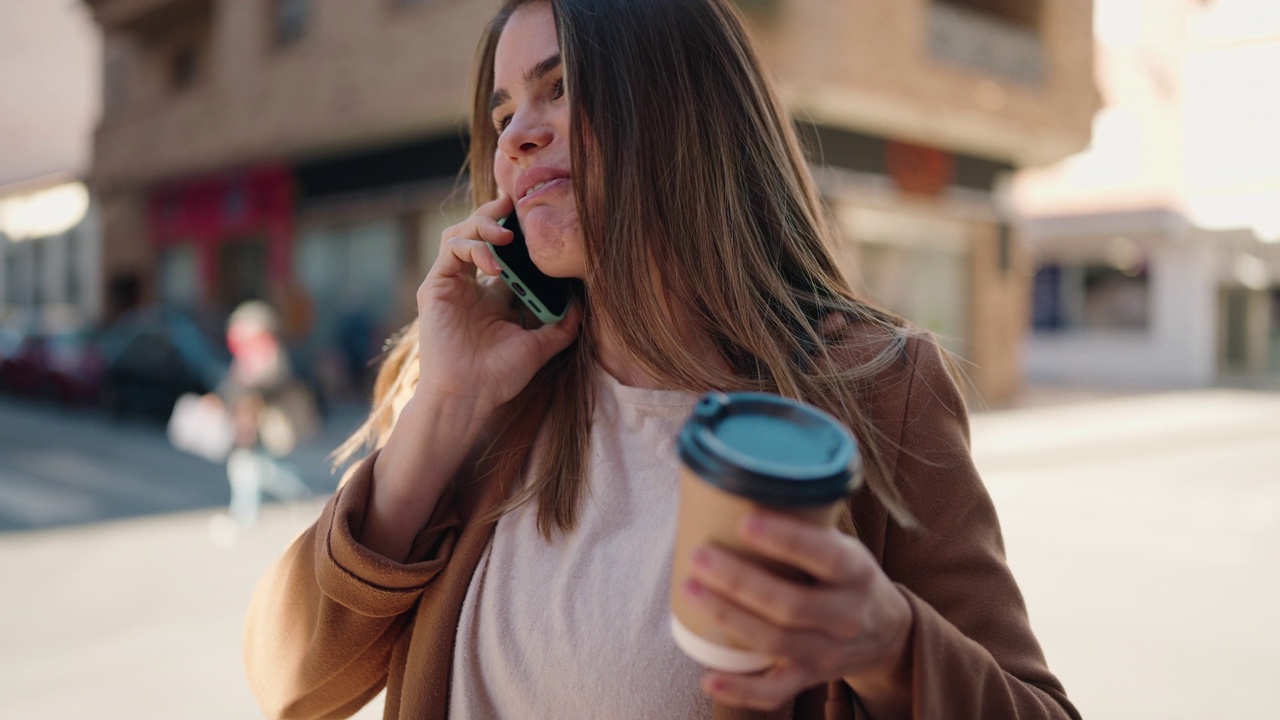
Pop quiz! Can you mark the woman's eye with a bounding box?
[495,114,512,132]
[551,77,564,99]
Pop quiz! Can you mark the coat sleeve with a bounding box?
[876,336,1080,720]
[243,449,462,720]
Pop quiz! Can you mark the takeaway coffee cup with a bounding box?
[670,391,862,673]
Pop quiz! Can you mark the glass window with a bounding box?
[159,244,200,310]
[65,229,81,305]
[936,0,1041,27]
[1033,263,1151,332]
[296,222,401,369]
[103,37,132,115]
[171,45,199,91]
[273,0,309,48]
[859,241,969,355]
[32,241,44,305]
[5,249,20,305]
[929,0,1043,85]
[842,207,970,356]
[119,332,175,372]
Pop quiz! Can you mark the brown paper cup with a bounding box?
[669,468,840,673]
[669,391,860,673]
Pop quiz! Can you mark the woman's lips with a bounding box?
[516,177,571,208]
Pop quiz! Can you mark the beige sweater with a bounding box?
[450,367,711,719]
[244,325,1079,719]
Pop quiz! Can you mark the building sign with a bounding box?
[885,140,954,197]
[147,164,295,302]
[148,164,291,245]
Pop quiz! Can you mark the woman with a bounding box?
[244,1,1078,718]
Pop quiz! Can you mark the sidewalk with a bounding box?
[0,500,384,720]
[0,400,381,720]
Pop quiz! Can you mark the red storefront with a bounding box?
[148,164,294,313]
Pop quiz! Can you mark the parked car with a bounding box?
[0,308,105,405]
[46,329,107,405]
[0,323,21,363]
[98,306,230,422]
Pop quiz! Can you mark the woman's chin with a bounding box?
[530,255,584,280]
[524,228,585,279]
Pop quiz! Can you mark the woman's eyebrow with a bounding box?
[490,53,563,113]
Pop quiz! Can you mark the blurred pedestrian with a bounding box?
[207,300,316,543]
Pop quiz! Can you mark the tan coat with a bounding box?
[244,328,1079,719]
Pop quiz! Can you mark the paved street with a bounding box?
[0,398,365,532]
[0,388,1277,719]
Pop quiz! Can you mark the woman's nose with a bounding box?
[498,110,554,159]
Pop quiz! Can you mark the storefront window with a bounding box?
[158,244,199,310]
[4,247,21,305]
[296,221,401,385]
[65,230,81,305]
[273,0,309,48]
[844,207,970,356]
[860,242,969,352]
[1033,263,1151,332]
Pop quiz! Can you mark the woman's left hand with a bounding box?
[682,511,915,714]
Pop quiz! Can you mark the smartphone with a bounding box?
[488,212,579,325]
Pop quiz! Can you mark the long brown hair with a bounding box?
[335,0,920,537]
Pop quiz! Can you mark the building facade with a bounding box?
[0,175,102,331]
[85,0,1097,404]
[1014,0,1280,388]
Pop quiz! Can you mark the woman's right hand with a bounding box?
[413,192,582,421]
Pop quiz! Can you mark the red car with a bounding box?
[0,313,105,406]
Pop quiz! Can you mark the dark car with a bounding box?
[46,329,107,405]
[0,309,36,394]
[0,323,21,364]
[0,308,104,405]
[98,307,230,422]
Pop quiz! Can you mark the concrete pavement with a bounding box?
[0,396,381,719]
[1,388,1277,719]
[971,389,1280,720]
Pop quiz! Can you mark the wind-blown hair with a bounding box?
[335,0,921,537]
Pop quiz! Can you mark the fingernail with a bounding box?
[683,579,705,598]
[743,515,766,538]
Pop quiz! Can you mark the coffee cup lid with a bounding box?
[678,392,861,508]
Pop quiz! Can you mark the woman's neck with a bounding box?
[590,318,729,391]
[592,325,664,389]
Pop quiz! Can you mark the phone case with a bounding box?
[489,215,571,325]
[487,248,569,324]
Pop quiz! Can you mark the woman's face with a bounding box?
[491,2,585,279]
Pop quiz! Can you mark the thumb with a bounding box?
[528,301,583,363]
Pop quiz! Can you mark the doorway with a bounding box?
[217,237,268,313]
[1219,285,1276,378]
